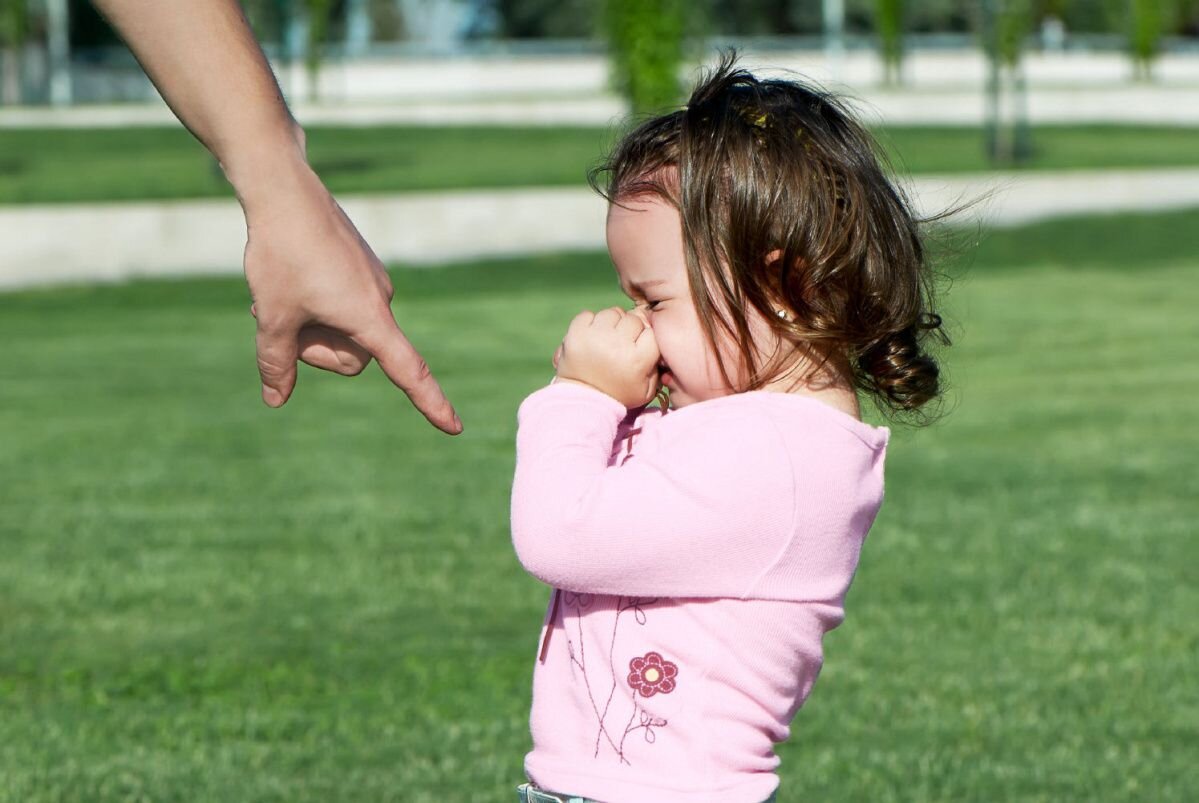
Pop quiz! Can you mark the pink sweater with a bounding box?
[510,382,890,803]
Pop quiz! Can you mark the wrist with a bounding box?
[554,375,649,409]
[220,121,313,211]
[553,376,605,394]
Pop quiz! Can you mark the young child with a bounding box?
[510,56,947,803]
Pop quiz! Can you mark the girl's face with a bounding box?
[606,195,776,409]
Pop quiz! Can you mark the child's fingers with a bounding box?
[565,310,596,341]
[616,310,646,339]
[627,307,651,327]
[592,307,624,329]
[634,324,660,363]
[627,308,656,347]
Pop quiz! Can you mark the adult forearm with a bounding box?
[90,1,463,429]
[91,0,304,199]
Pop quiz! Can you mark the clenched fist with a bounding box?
[552,307,662,408]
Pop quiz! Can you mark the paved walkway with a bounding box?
[3,167,1198,290]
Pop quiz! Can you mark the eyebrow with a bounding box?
[627,279,667,294]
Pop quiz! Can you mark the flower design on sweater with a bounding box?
[627,651,678,697]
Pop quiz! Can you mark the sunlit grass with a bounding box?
[1,209,1196,801]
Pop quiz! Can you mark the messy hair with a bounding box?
[589,53,950,423]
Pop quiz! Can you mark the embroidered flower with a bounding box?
[627,651,678,697]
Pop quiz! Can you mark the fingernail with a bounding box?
[452,412,464,433]
[262,385,283,407]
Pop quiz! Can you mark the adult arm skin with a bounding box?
[91,0,462,434]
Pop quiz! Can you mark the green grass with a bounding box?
[3,124,1199,204]
[874,124,1199,176]
[1,209,1197,801]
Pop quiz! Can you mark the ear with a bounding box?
[762,249,791,320]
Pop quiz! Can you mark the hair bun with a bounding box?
[858,314,943,413]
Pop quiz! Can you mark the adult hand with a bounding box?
[90,0,461,434]
[553,307,661,408]
[242,160,462,435]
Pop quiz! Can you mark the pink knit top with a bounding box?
[510,382,890,803]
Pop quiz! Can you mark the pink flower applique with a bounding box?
[627,651,678,698]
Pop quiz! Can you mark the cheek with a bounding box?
[681,289,745,384]
[652,304,744,393]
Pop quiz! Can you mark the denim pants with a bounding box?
[517,783,778,803]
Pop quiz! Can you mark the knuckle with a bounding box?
[407,356,433,384]
[257,354,292,379]
[256,311,293,338]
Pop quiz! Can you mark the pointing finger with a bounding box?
[358,314,462,435]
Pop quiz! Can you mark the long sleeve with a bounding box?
[510,382,797,598]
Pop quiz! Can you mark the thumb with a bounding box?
[634,321,659,361]
[359,317,463,435]
[256,318,301,407]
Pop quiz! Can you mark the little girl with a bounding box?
[510,56,946,803]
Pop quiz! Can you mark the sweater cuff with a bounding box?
[519,380,630,422]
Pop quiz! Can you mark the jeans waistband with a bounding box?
[516,783,592,803]
[516,782,777,803]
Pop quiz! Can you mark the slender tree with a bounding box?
[604,0,688,114]
[1130,0,1164,81]
[874,0,903,85]
[0,0,28,105]
[304,0,335,102]
[982,0,1033,165]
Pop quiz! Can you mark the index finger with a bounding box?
[357,314,462,435]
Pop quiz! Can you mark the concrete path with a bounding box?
[3,168,1198,290]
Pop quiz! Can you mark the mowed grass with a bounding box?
[3,124,1199,204]
[1,209,1197,801]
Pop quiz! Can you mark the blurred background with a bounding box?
[1,2,1197,801]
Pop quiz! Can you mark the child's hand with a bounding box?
[552,307,661,408]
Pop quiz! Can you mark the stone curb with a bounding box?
[3,169,1199,290]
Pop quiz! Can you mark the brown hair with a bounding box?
[589,53,950,423]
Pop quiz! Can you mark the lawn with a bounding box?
[3,124,1199,204]
[0,209,1197,801]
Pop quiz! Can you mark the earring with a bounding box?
[776,309,789,320]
